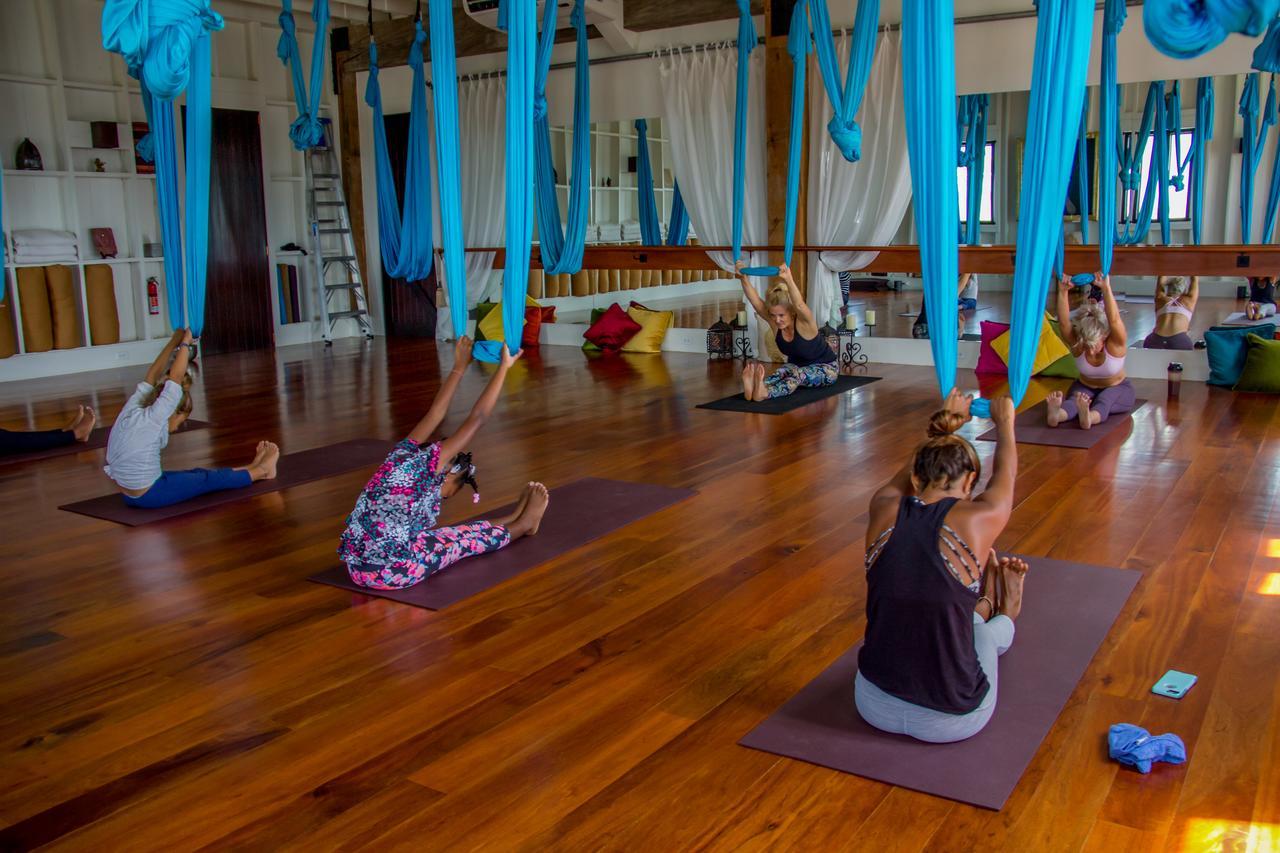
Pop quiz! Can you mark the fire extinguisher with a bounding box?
[147,277,160,316]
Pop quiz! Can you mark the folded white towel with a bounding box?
[12,248,79,263]
[11,228,78,248]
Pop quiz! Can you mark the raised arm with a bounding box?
[408,337,474,445]
[167,329,194,384]
[1055,275,1078,348]
[974,396,1016,517]
[1097,273,1127,348]
[735,259,769,321]
[438,344,520,461]
[1184,275,1200,310]
[144,327,186,386]
[777,264,816,329]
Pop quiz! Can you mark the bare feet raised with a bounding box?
[509,482,549,538]
[1075,391,1094,431]
[752,363,770,402]
[498,483,535,527]
[996,556,1028,621]
[741,363,756,400]
[66,405,97,442]
[1046,391,1065,428]
[245,441,280,481]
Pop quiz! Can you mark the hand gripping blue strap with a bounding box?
[102,0,223,335]
[476,0,534,363]
[902,0,960,398]
[1191,77,1215,245]
[957,94,988,246]
[1108,724,1187,774]
[531,0,590,276]
[1240,72,1278,243]
[1071,272,1097,286]
[1144,0,1280,59]
[807,0,879,162]
[1006,0,1093,406]
[428,0,469,338]
[666,182,691,246]
[1097,0,1124,274]
[635,119,663,245]
[277,0,330,150]
[365,28,435,282]
[730,0,758,271]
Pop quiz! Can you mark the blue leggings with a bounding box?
[123,468,253,509]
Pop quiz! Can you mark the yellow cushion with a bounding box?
[84,264,121,345]
[622,305,673,353]
[44,265,80,349]
[0,287,17,358]
[16,267,52,353]
[476,294,540,343]
[990,314,1071,376]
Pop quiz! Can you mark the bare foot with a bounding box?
[1075,392,1094,430]
[249,441,280,481]
[753,364,770,402]
[510,482,549,538]
[997,556,1028,621]
[741,363,756,399]
[498,483,535,527]
[74,407,96,442]
[1046,391,1065,428]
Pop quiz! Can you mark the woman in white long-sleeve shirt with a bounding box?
[104,328,279,509]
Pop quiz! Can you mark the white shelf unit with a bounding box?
[0,0,340,377]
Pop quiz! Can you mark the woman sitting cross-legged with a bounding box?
[338,337,549,591]
[1143,275,1198,350]
[104,328,279,508]
[735,261,837,401]
[856,390,1028,744]
[1048,273,1135,430]
[0,405,96,457]
[1246,275,1278,320]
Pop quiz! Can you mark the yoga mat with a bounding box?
[1219,312,1276,327]
[309,477,695,610]
[0,420,211,467]
[976,400,1147,449]
[740,556,1140,810]
[697,375,881,414]
[59,438,391,526]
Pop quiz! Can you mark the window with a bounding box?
[958,141,996,225]
[1125,130,1194,221]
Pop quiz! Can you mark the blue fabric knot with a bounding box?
[289,114,325,149]
[828,117,863,162]
[532,93,548,122]
[277,10,297,63]
[1144,0,1280,60]
[570,0,585,31]
[1171,173,1186,191]
[1071,272,1096,286]
[735,0,758,54]
[102,0,225,99]
[407,21,426,71]
[1108,723,1187,774]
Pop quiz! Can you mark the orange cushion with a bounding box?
[0,285,17,358]
[44,265,80,349]
[84,264,121,345]
[16,267,52,353]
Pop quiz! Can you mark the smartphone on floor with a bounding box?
[1152,669,1197,699]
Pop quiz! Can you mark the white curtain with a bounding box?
[434,75,507,339]
[659,45,772,349]
[806,30,911,326]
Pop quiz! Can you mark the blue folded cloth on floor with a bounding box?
[1108,723,1187,773]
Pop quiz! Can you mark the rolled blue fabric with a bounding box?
[276,0,329,150]
[807,0,879,162]
[1006,0,1093,406]
[1071,272,1097,286]
[1108,723,1187,774]
[969,398,991,419]
[1143,0,1280,60]
[635,119,662,245]
[902,0,959,398]
[102,0,224,99]
[429,0,469,338]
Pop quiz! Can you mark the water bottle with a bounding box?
[1167,362,1183,401]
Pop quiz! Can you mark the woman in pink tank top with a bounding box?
[1046,273,1136,430]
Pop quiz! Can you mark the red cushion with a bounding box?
[583,303,642,351]
[975,321,1010,375]
[539,305,556,324]
[521,306,543,348]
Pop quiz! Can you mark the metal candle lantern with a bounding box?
[706,317,734,359]
[819,324,840,357]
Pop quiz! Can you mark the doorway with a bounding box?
[380,111,438,337]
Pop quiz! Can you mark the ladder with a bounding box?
[305,120,374,344]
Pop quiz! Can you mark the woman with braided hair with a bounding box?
[855,389,1028,743]
[338,337,549,591]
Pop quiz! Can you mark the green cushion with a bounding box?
[1039,315,1079,379]
[581,307,608,352]
[473,301,499,342]
[1234,333,1280,393]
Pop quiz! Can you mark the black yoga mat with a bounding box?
[309,477,696,610]
[697,375,881,414]
[0,420,211,467]
[976,400,1147,449]
[59,438,390,526]
[740,556,1140,810]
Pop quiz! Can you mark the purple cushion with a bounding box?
[975,321,1010,375]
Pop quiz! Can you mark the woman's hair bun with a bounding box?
[926,409,967,438]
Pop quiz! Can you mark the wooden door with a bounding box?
[380,111,437,337]
[198,108,273,355]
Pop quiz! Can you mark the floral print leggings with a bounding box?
[765,362,839,399]
[347,521,512,590]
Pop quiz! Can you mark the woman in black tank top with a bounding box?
[857,391,1029,743]
[734,262,838,402]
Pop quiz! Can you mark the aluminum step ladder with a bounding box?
[305,120,374,344]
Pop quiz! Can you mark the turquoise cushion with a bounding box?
[1205,323,1276,387]
[1235,333,1280,393]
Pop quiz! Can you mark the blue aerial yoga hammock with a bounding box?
[736,0,810,278]
[957,94,988,245]
[1073,95,1090,245]
[635,119,662,245]
[481,0,535,362]
[729,0,760,273]
[276,0,330,150]
[1143,0,1280,59]
[532,0,590,275]
[667,183,691,246]
[901,0,960,398]
[428,0,469,341]
[365,22,434,282]
[1005,0,1093,406]
[808,0,880,162]
[1097,0,1123,274]
[1191,77,1215,245]
[102,0,223,336]
[1239,72,1278,243]
[1115,82,1168,247]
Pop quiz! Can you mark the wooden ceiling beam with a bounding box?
[623,0,760,32]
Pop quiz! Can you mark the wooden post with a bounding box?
[764,0,807,296]
[336,62,366,301]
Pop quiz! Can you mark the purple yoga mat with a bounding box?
[739,557,1140,810]
[976,400,1147,449]
[0,420,211,467]
[58,438,391,526]
[309,477,696,610]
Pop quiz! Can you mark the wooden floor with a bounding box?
[1,339,1278,852]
